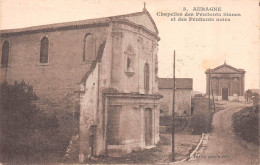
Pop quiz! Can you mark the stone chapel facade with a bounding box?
[0,8,161,162]
[205,62,245,101]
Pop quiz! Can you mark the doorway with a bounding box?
[222,88,228,100]
[144,108,152,146]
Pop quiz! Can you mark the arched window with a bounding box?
[40,36,49,63]
[144,63,150,94]
[1,41,9,67]
[83,34,95,62]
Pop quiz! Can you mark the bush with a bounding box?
[160,115,190,133]
[0,81,60,162]
[190,111,212,134]
[232,106,259,145]
[57,111,79,152]
[190,98,213,134]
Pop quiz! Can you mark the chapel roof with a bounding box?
[158,78,193,90]
[0,8,159,37]
[205,62,246,74]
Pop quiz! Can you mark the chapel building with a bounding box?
[0,7,162,162]
[205,62,245,101]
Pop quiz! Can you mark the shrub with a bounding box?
[190,98,213,134]
[57,111,79,152]
[232,106,259,145]
[160,115,190,133]
[0,81,59,162]
[190,111,212,134]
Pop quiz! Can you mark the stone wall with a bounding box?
[159,88,192,116]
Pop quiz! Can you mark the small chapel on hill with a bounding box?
[205,62,246,101]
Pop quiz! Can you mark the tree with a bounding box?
[0,80,59,162]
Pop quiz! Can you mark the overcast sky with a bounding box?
[0,0,259,93]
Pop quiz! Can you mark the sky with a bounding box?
[0,0,259,93]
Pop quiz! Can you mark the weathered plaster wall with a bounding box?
[106,96,160,157]
[79,62,99,161]
[0,26,108,114]
[79,24,112,160]
[110,22,159,94]
[97,19,161,157]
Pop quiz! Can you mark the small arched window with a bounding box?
[1,41,10,67]
[144,63,150,94]
[83,34,95,62]
[40,36,49,63]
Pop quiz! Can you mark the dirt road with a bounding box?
[188,101,259,165]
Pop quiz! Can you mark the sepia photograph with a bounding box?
[0,0,259,164]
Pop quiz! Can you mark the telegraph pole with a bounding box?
[208,68,211,112]
[172,50,176,161]
[211,84,216,113]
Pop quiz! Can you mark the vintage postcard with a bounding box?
[0,0,259,164]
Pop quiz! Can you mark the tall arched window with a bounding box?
[1,41,9,67]
[144,63,150,94]
[40,36,49,63]
[83,34,95,62]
